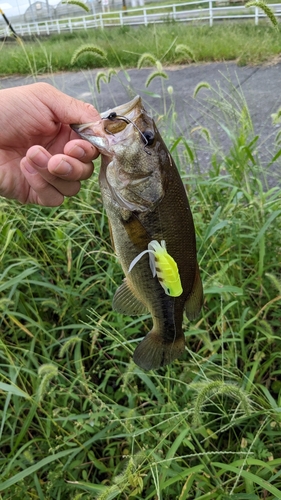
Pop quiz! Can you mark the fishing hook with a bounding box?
[103,112,152,155]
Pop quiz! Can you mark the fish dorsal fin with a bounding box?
[113,279,148,316]
[185,262,204,320]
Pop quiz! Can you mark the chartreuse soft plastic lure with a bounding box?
[128,240,183,297]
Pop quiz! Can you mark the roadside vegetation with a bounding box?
[0,62,281,497]
[1,21,281,75]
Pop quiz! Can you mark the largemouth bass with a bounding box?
[72,96,203,370]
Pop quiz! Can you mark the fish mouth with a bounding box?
[71,96,142,153]
[101,95,141,119]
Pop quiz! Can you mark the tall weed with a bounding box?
[0,71,281,499]
[1,23,281,75]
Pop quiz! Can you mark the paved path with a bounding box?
[1,62,281,181]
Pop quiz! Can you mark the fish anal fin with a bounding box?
[185,263,204,321]
[133,330,186,370]
[113,279,148,316]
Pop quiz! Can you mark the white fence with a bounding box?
[1,1,280,37]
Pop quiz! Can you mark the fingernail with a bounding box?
[29,149,49,168]
[24,163,37,175]
[69,145,85,159]
[53,160,72,175]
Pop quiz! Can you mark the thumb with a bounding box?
[39,82,101,125]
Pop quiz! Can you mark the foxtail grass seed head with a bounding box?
[245,1,278,28]
[192,381,252,427]
[107,68,117,83]
[265,272,281,293]
[271,107,281,125]
[59,336,82,358]
[97,485,120,500]
[145,70,168,88]
[156,60,163,71]
[137,52,158,69]
[37,364,58,401]
[112,454,145,497]
[23,450,34,465]
[191,126,211,143]
[95,71,108,93]
[71,45,107,65]
[175,44,195,61]
[200,127,211,143]
[38,363,58,378]
[193,81,211,98]
[62,0,90,11]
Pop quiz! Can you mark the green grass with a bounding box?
[0,70,281,498]
[1,22,281,75]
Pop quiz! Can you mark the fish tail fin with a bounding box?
[133,330,185,371]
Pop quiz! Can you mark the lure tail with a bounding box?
[133,329,185,370]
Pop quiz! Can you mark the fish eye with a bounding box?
[107,112,117,120]
[142,130,154,146]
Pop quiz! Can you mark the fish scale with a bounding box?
[71,96,203,370]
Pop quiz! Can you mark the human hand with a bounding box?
[0,82,100,206]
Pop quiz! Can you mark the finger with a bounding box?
[26,144,93,183]
[47,154,94,181]
[22,148,81,200]
[20,157,65,206]
[27,143,96,182]
[21,155,81,201]
[64,139,100,162]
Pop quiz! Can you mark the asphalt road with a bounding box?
[1,61,281,182]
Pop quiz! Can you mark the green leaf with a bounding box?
[65,480,108,493]
[0,448,80,490]
[204,286,243,295]
[0,266,38,292]
[252,210,281,247]
[146,465,205,499]
[268,147,281,166]
[0,382,30,399]
[212,462,281,496]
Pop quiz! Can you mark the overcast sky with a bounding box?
[0,0,58,16]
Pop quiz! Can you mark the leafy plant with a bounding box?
[1,71,281,499]
[2,23,281,75]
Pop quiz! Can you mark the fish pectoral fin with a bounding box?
[113,279,148,316]
[133,330,186,370]
[185,263,204,321]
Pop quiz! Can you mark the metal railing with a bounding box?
[0,1,280,37]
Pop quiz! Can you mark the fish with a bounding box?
[71,96,203,370]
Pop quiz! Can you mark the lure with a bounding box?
[128,240,183,297]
